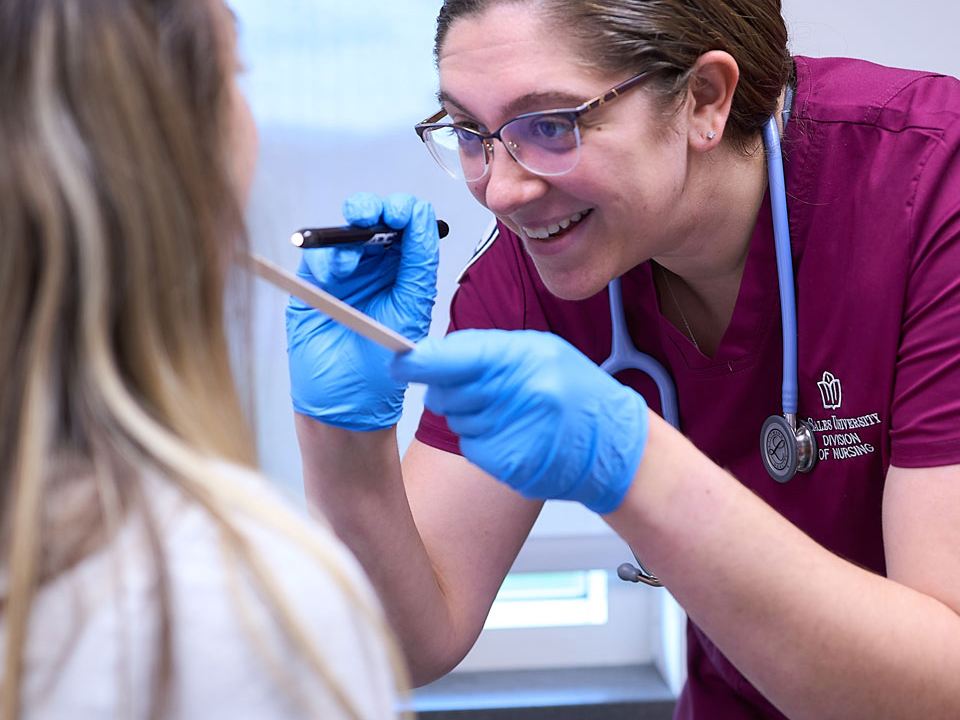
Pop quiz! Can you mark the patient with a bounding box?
[0,0,406,717]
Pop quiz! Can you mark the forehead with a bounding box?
[438,4,609,119]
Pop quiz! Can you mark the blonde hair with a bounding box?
[0,0,407,717]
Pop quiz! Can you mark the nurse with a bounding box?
[286,0,960,717]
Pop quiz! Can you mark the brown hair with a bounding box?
[0,0,406,717]
[434,0,794,149]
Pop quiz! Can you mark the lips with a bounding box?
[521,209,592,240]
[516,208,595,260]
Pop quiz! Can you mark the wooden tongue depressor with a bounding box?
[245,253,416,353]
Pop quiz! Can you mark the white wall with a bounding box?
[231,0,960,500]
[231,0,490,497]
[783,2,959,78]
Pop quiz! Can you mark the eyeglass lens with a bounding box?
[423,113,582,181]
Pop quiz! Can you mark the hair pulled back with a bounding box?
[435,0,794,148]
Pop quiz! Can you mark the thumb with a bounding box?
[299,245,364,285]
[328,245,364,279]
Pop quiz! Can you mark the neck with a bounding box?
[653,88,790,357]
[654,133,772,357]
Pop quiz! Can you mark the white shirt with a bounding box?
[8,466,400,720]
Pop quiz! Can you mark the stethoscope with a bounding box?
[612,90,817,587]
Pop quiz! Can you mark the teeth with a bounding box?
[523,211,588,240]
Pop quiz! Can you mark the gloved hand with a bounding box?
[286,192,439,431]
[390,329,649,514]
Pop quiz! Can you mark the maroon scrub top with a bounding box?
[416,56,960,719]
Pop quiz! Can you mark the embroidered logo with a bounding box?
[817,371,842,410]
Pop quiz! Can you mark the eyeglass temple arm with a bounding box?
[415,109,448,138]
[578,71,654,115]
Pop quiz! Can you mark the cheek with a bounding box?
[466,178,487,207]
[228,85,259,206]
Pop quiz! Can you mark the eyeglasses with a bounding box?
[414,70,655,182]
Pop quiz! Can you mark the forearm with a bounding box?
[295,414,469,683]
[606,414,960,720]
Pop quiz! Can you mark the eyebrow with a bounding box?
[437,88,590,122]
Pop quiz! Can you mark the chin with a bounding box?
[534,262,611,302]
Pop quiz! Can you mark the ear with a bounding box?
[686,50,739,151]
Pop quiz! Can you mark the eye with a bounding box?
[449,125,485,157]
[529,115,576,141]
[452,125,483,142]
[448,114,485,131]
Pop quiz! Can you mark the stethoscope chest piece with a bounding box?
[760,415,817,483]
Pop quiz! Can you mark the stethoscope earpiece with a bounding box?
[617,562,662,586]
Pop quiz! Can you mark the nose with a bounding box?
[473,139,548,217]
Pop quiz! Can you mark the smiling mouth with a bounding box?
[521,209,592,240]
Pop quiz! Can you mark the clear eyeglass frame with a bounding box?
[414,70,656,182]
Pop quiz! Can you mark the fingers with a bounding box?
[342,191,417,229]
[390,331,507,386]
[301,188,414,289]
[299,246,365,285]
[392,329,574,388]
[382,193,417,228]
[342,191,384,227]
[424,383,499,418]
[394,200,440,301]
[339,191,437,296]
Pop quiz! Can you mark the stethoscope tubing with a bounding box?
[763,115,799,417]
[600,277,680,428]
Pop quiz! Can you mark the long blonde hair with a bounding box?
[0,0,407,717]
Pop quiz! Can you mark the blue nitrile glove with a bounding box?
[390,329,649,514]
[285,192,439,431]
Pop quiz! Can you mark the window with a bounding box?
[451,507,686,690]
[485,571,609,630]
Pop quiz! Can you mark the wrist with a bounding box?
[294,412,398,449]
[591,389,649,515]
[603,411,678,525]
[291,380,406,432]
[295,413,401,503]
